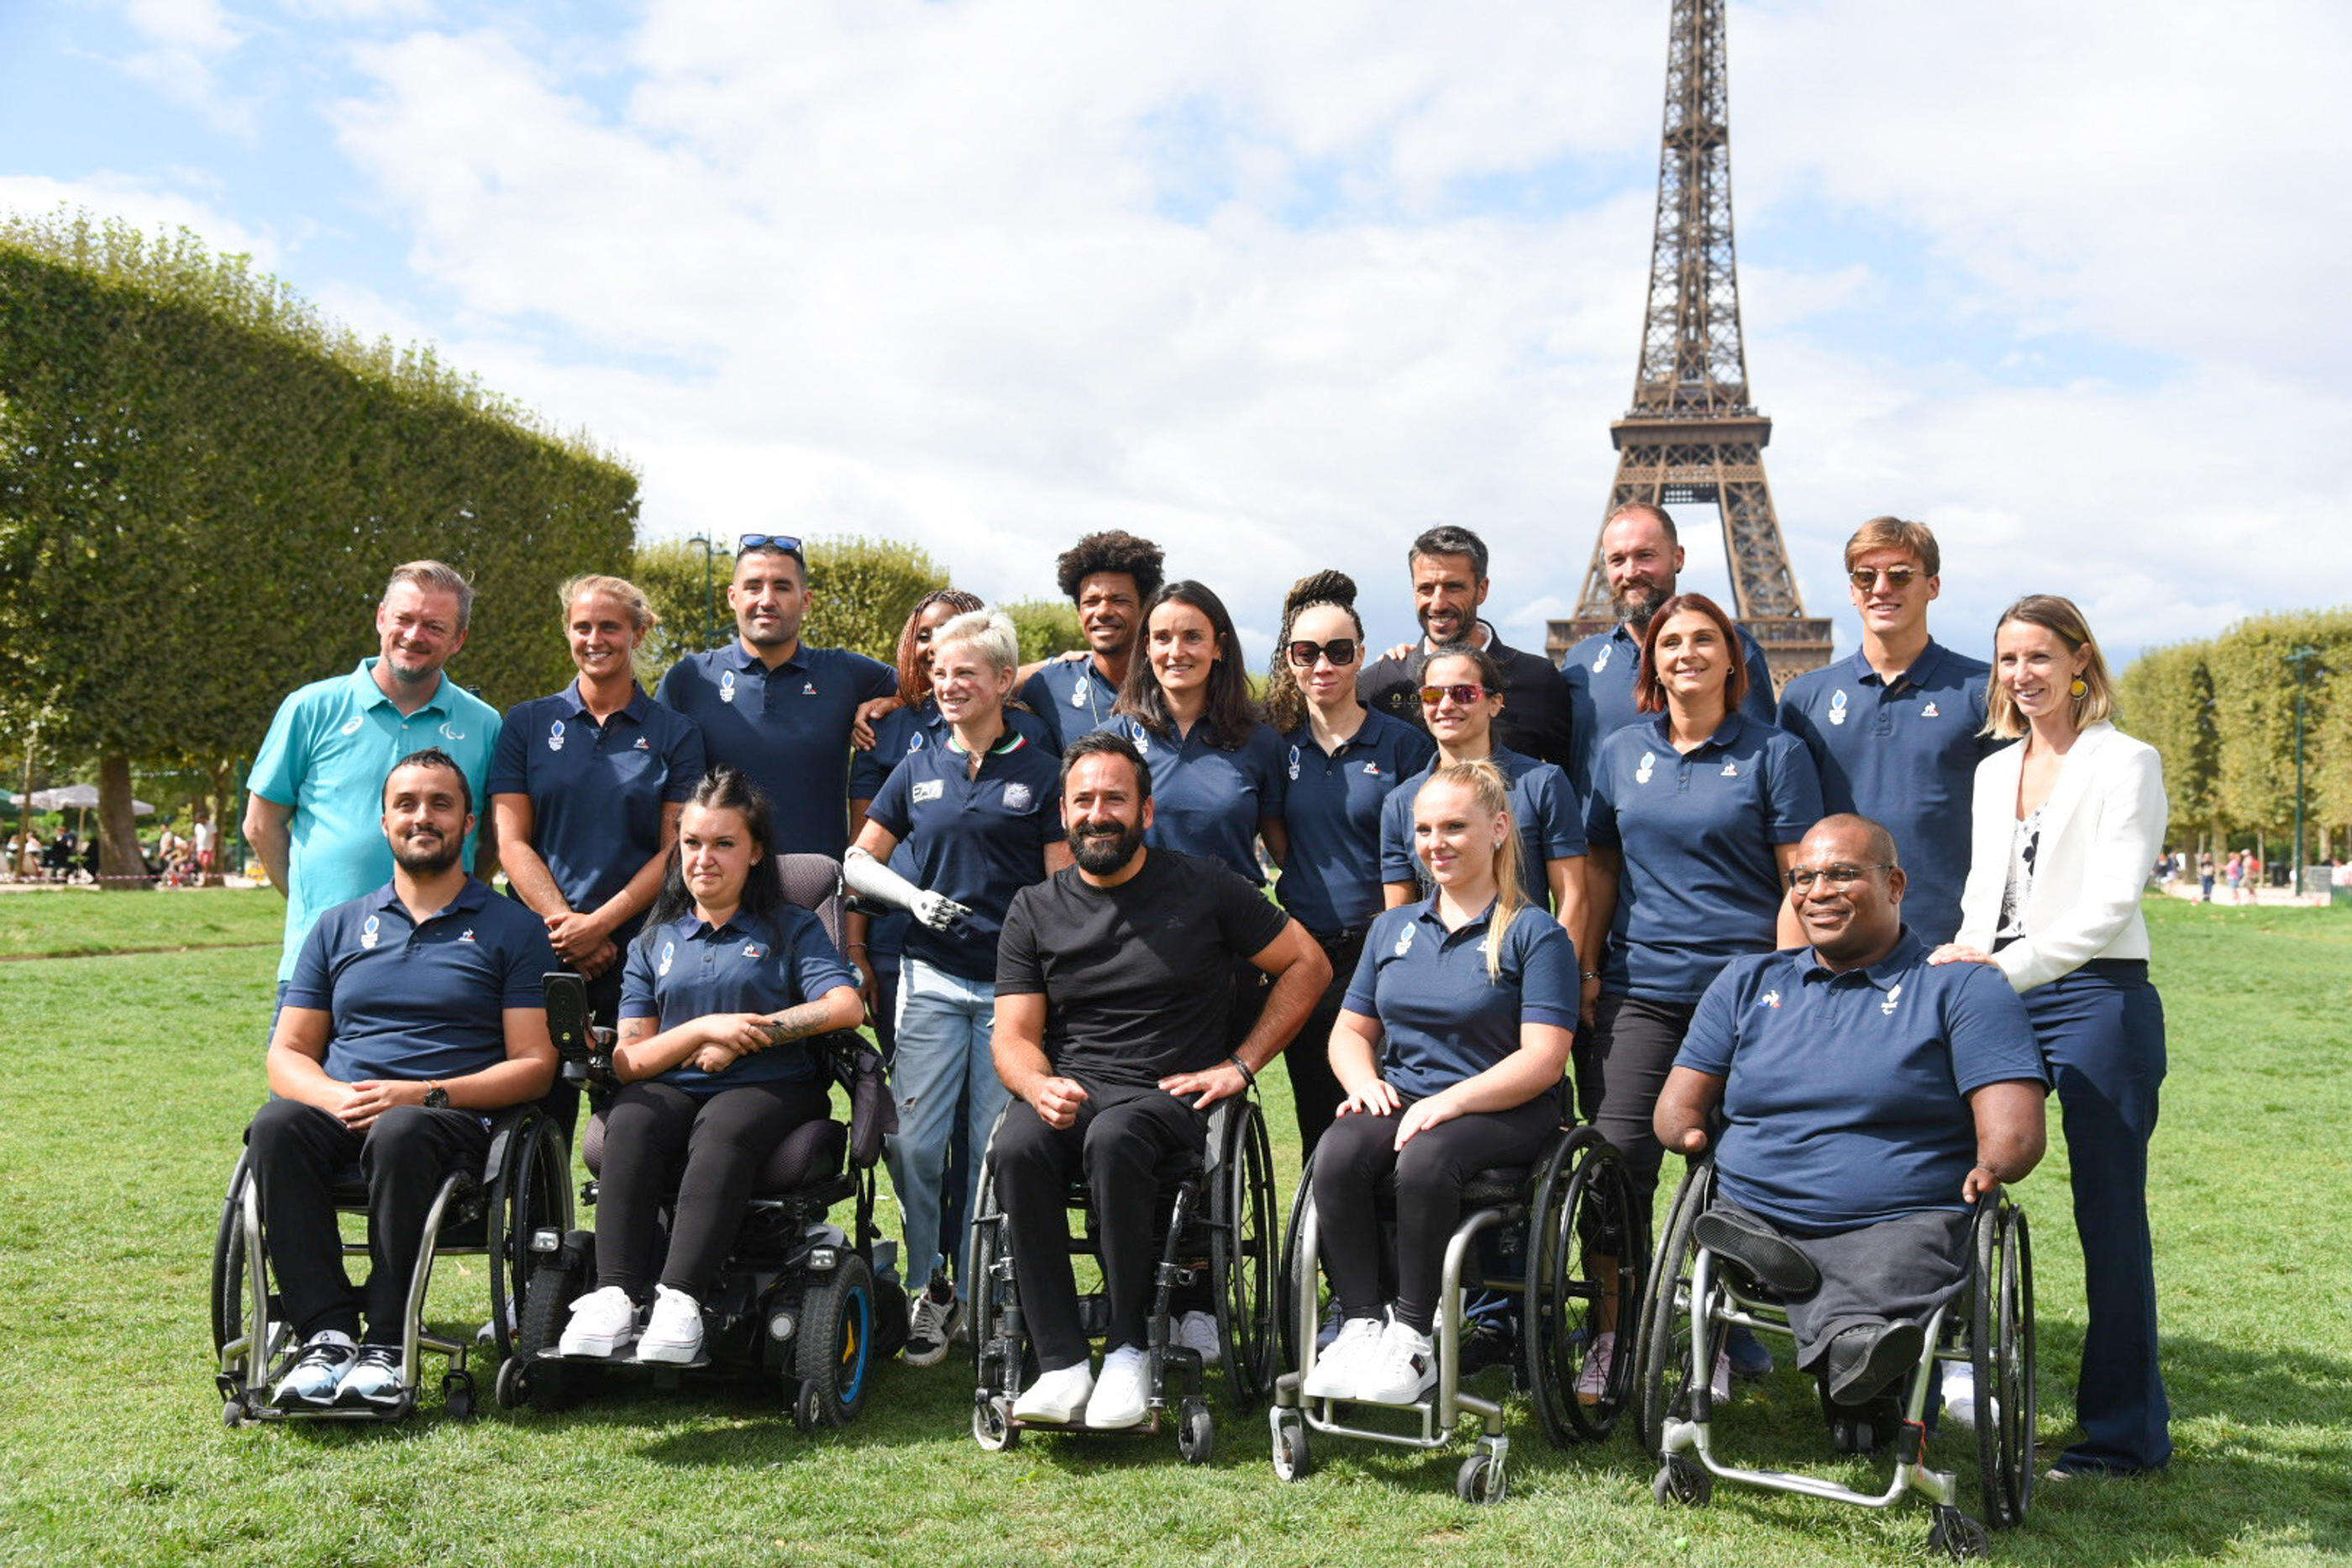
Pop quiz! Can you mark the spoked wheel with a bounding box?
[1635,1162,1713,1456]
[1456,1450,1509,1504]
[1523,1130,1642,1445]
[489,1110,574,1362]
[1277,1151,1323,1373]
[1652,1453,1712,1507]
[966,1156,1018,1401]
[1210,1099,1278,1409]
[209,1155,251,1361]
[211,1156,288,1400]
[1973,1201,2036,1529]
[973,1392,1019,1451]
[1928,1504,1991,1560]
[795,1254,877,1429]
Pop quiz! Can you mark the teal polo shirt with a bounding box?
[248,658,502,983]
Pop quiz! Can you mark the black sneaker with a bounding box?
[904,1276,963,1367]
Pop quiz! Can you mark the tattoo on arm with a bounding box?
[759,1001,837,1047]
[617,1018,656,1047]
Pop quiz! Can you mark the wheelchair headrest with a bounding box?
[774,853,848,955]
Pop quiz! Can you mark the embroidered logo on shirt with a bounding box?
[659,940,676,978]
[1393,923,1416,957]
[1127,720,1151,755]
[633,735,650,750]
[801,680,818,696]
[911,779,945,805]
[1592,646,1612,674]
[719,670,738,704]
[1362,761,1382,776]
[459,928,476,944]
[339,716,365,737]
[1720,760,1740,777]
[1828,690,1849,726]
[1070,682,1088,707]
[1921,701,1941,719]
[742,943,764,960]
[548,720,566,753]
[1004,782,1034,811]
[1881,982,1903,1017]
[439,722,465,742]
[1635,750,1656,785]
[907,732,926,753]
[1757,989,1781,1009]
[1286,744,1301,783]
[360,914,381,951]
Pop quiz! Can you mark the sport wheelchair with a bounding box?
[211,1096,573,1424]
[967,1093,1280,1462]
[1638,1161,2035,1559]
[1268,1123,1639,1502]
[501,854,903,1431]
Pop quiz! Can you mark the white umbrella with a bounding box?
[27,784,155,815]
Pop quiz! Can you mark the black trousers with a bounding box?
[994,1081,1207,1371]
[1311,1097,1559,1335]
[1588,992,1699,1216]
[595,1078,832,1300]
[246,1098,491,1344]
[1711,1199,1971,1377]
[1286,927,1366,1158]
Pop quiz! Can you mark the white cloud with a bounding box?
[0,174,282,267]
[113,0,258,139]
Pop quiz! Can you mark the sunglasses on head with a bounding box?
[1285,637,1359,669]
[1848,565,1919,590]
[738,532,803,557]
[1419,683,1488,706]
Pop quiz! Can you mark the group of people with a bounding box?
[233,511,2173,1481]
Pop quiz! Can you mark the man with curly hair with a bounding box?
[1016,530,1166,752]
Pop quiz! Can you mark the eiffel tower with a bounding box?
[1546,0,1830,692]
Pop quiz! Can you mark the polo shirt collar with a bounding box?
[1798,927,1924,990]
[1645,711,1746,752]
[1413,892,1499,937]
[350,657,452,716]
[561,679,653,724]
[1844,639,1948,692]
[679,909,749,943]
[935,713,1028,757]
[723,640,809,674]
[367,874,489,922]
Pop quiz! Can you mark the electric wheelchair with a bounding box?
[1638,1159,2036,1559]
[1268,1123,1640,1502]
[500,854,905,1431]
[211,1095,573,1424]
[966,1092,1280,1462]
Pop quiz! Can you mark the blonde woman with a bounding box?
[1304,760,1578,1406]
[491,574,706,1028]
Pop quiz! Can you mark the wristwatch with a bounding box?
[423,1082,450,1109]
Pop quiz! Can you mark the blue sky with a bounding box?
[6,0,2349,669]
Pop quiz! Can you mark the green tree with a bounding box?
[629,538,727,686]
[1003,598,1085,663]
[802,535,948,663]
[2116,641,2221,846]
[2206,609,2351,853]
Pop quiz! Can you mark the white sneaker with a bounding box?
[634,1284,704,1364]
[270,1330,355,1408]
[1354,1319,1437,1406]
[1012,1361,1095,1423]
[336,1344,407,1410]
[1302,1315,1384,1400]
[1175,1310,1222,1366]
[1084,1345,1152,1428]
[1709,1347,1733,1408]
[559,1286,640,1358]
[1574,1329,1618,1406]
[1942,1362,1985,1429]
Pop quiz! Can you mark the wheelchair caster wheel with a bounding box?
[1176,1398,1214,1466]
[442,1371,475,1421]
[1653,1455,1712,1507]
[221,1395,249,1428]
[1269,1411,1310,1481]
[1456,1452,1507,1505]
[1928,1506,1989,1561]
[494,1358,528,1411]
[794,1382,827,1434]
[973,1394,1018,1452]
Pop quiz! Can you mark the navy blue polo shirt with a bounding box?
[1344,897,1578,1102]
[864,726,1067,983]
[1018,657,1122,753]
[1562,621,1778,805]
[1777,641,1995,947]
[1096,715,1288,884]
[1677,931,2047,1230]
[1277,709,1436,936]
[490,681,706,947]
[1585,713,1822,1001]
[1378,747,1586,910]
[654,641,896,858]
[619,906,859,1093]
[285,878,556,1085]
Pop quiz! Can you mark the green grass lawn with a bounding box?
[2,892,2348,1565]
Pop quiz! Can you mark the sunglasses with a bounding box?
[1286,637,1359,669]
[1419,683,1488,707]
[1784,862,1894,894]
[1848,566,1919,590]
[738,532,804,557]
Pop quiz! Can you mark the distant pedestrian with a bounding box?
[2197,852,2214,902]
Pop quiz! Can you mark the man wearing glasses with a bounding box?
[654,536,897,858]
[1357,525,1577,773]
[1776,519,1995,946]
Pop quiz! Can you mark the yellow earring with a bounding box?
[2068,677,2087,699]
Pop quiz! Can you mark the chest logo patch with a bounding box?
[548,720,566,753]
[1757,989,1781,1009]
[1003,782,1034,811]
[1635,750,1656,785]
[1362,760,1382,776]
[907,732,925,753]
[659,940,676,978]
[438,722,465,742]
[633,735,650,750]
[911,779,945,805]
[1070,681,1089,707]
[339,716,365,737]
[1880,982,1903,1016]
[1127,720,1151,755]
[1829,690,1848,726]
[458,928,476,944]
[742,943,764,960]
[1393,922,1416,957]
[1592,646,1612,674]
[1720,760,1740,777]
[801,680,818,696]
[1921,701,1941,719]
[719,670,738,704]
[1286,745,1300,782]
[360,914,381,951]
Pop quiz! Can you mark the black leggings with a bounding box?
[595,1078,832,1300]
[1312,1096,1559,1335]
[1285,927,1366,1158]
[1586,992,1698,1216]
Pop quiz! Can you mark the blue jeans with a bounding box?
[885,958,1010,1295]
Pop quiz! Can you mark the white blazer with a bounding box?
[1954,721,2167,993]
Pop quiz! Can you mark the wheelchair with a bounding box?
[1638,1160,2035,1559]
[966,1092,1280,1462]
[500,854,903,1432]
[211,1095,574,1424]
[1267,1122,1640,1502]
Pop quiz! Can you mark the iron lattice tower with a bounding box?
[1546,0,1830,690]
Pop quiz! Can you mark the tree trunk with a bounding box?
[205,758,234,888]
[96,753,149,891]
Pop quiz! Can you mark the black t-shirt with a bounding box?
[995,848,1290,1088]
[1358,623,1576,774]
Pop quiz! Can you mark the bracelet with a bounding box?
[1581,971,1601,982]
[846,942,870,954]
[1226,1053,1257,1088]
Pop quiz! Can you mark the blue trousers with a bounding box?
[2026,961,2171,1472]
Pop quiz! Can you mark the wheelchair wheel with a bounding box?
[966,1152,1021,1406]
[795,1252,877,1430]
[1971,1200,2035,1529]
[1276,1150,1322,1373]
[1524,1129,1641,1445]
[1456,1450,1508,1504]
[210,1155,290,1398]
[487,1109,573,1362]
[1269,1407,1311,1481]
[1210,1099,1278,1408]
[1635,1162,1713,1455]
[516,1232,591,1411]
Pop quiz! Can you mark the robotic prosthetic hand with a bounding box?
[843,846,974,933]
